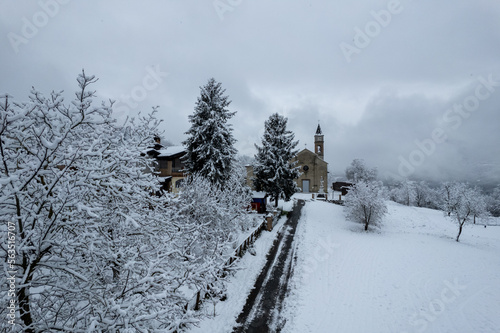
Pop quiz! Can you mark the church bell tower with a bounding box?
[314,124,324,160]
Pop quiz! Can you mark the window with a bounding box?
[159,160,168,169]
[172,158,183,172]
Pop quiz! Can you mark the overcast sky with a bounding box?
[1,0,499,184]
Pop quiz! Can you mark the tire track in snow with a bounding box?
[232,200,304,333]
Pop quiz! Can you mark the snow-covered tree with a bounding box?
[390,179,416,206]
[171,171,252,311]
[439,182,490,241]
[236,154,255,169]
[441,182,461,217]
[0,72,207,331]
[253,113,300,207]
[175,172,252,257]
[413,181,427,207]
[344,181,387,231]
[414,181,440,209]
[183,78,237,188]
[345,159,377,183]
[486,185,500,217]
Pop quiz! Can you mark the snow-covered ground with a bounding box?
[283,200,500,333]
[187,198,500,333]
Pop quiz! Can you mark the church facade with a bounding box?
[291,124,328,194]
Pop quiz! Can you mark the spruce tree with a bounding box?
[183,78,237,187]
[254,113,300,207]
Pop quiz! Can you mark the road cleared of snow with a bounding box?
[186,204,293,333]
[233,200,304,332]
[281,200,500,333]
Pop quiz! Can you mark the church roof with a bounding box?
[295,148,328,164]
[316,124,322,135]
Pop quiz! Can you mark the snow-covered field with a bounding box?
[283,200,500,333]
[187,198,500,333]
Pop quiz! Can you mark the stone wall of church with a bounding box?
[292,150,328,193]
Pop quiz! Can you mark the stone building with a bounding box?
[291,124,328,193]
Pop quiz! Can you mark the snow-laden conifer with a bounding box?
[183,78,237,187]
[253,113,300,207]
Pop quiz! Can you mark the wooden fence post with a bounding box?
[266,214,273,231]
[194,291,200,310]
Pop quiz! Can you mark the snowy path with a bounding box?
[232,200,304,333]
[281,200,500,333]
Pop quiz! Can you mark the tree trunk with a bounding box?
[456,222,464,242]
[17,249,34,332]
[364,207,372,231]
[18,286,34,332]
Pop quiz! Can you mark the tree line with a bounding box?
[342,159,499,242]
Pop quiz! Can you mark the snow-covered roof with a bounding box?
[295,148,327,164]
[252,191,267,198]
[158,146,186,158]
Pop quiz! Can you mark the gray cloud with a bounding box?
[1,0,499,184]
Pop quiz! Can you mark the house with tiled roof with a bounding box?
[144,137,187,193]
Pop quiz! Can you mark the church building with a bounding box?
[245,124,329,195]
[291,124,328,194]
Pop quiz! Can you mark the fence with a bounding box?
[185,212,278,311]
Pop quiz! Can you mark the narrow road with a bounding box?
[232,199,305,333]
